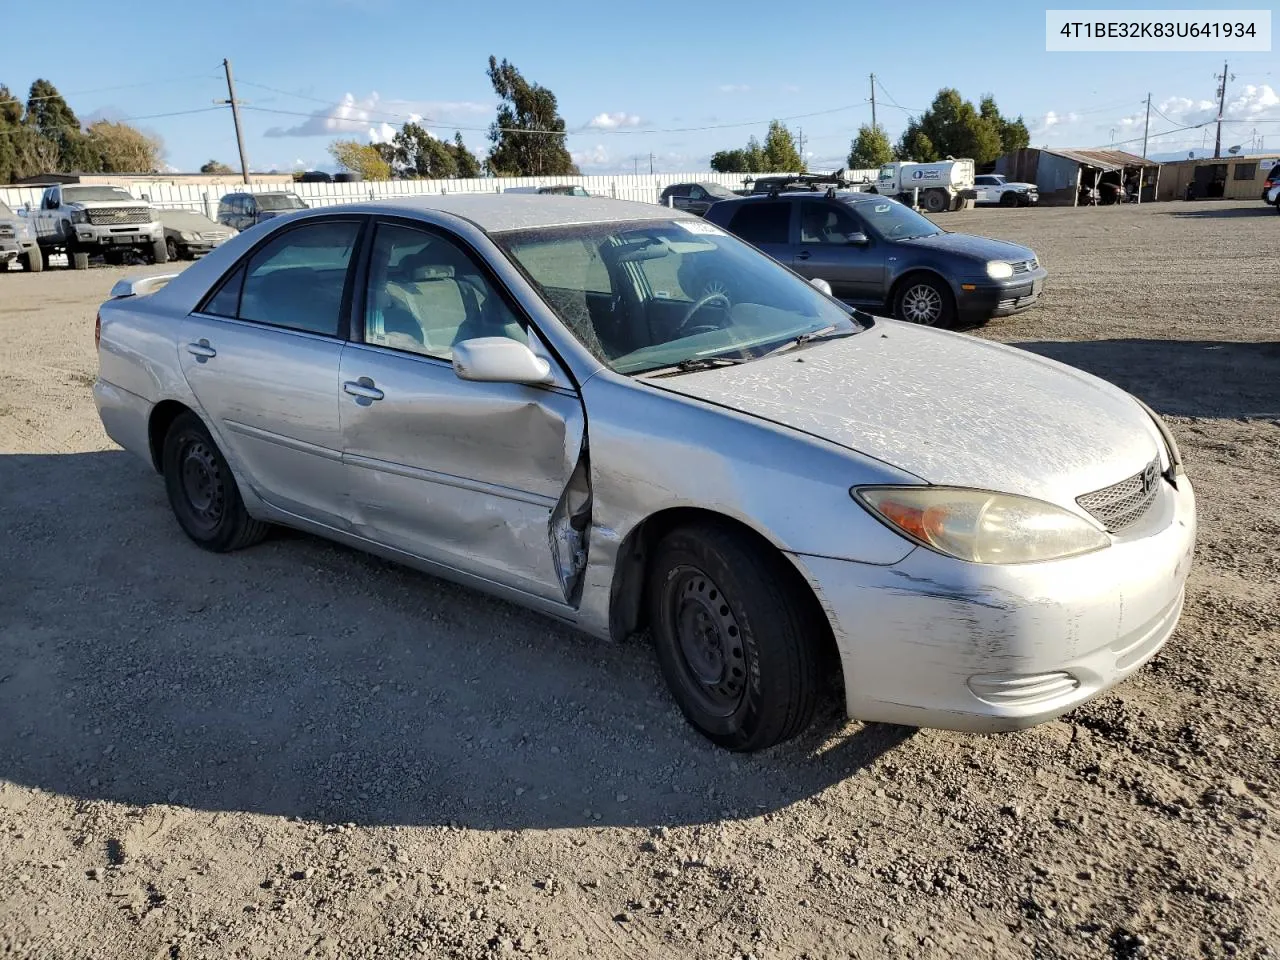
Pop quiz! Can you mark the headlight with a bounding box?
[69,209,88,224]
[180,231,197,242]
[985,260,1013,280]
[853,486,1110,564]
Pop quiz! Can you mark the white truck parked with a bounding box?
[30,184,167,270]
[871,160,977,213]
[974,173,1039,207]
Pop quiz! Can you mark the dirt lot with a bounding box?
[1,200,1277,960]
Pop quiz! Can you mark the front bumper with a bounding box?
[956,267,1048,320]
[789,474,1196,732]
[74,224,163,248]
[0,239,18,262]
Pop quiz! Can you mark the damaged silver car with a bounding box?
[94,195,1196,751]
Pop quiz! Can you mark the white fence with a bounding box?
[0,169,880,218]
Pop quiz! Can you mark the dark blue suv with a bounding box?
[705,189,1047,327]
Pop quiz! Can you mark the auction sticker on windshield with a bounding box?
[674,220,726,236]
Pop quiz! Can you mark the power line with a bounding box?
[1,73,222,106]
[0,105,227,138]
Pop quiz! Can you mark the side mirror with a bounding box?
[452,337,554,386]
[847,232,869,246]
[809,277,833,296]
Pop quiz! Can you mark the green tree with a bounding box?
[83,120,163,173]
[895,89,1012,165]
[980,95,1031,154]
[391,122,456,178]
[200,159,235,175]
[0,84,22,184]
[485,57,577,176]
[762,120,803,172]
[894,118,938,161]
[327,139,391,180]
[25,79,87,171]
[847,124,893,169]
[451,132,481,178]
[709,148,750,173]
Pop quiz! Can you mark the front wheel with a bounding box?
[1000,191,1018,207]
[152,238,170,264]
[162,412,269,552]
[19,247,43,272]
[894,275,955,327]
[165,237,179,262]
[647,523,823,751]
[70,249,90,270]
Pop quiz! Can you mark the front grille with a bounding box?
[1011,258,1039,274]
[1077,457,1162,532]
[0,226,14,240]
[86,207,152,226]
[199,231,229,241]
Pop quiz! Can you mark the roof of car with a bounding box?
[337,193,698,232]
[718,190,885,204]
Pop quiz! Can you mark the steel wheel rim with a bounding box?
[665,566,746,717]
[902,284,943,324]
[179,437,225,531]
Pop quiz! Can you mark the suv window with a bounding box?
[799,201,860,244]
[975,176,994,185]
[235,219,360,336]
[363,221,526,360]
[727,201,790,245]
[689,185,706,200]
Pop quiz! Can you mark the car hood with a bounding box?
[1004,181,1038,190]
[650,320,1162,509]
[896,231,1035,262]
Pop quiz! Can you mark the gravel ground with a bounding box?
[1,200,1277,960]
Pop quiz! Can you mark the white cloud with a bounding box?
[1031,110,1080,136]
[717,84,750,94]
[586,111,642,129]
[263,92,490,140]
[571,144,611,168]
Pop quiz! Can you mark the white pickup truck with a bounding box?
[974,174,1039,207]
[871,160,977,213]
[30,184,167,269]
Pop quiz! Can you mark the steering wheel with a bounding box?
[675,291,731,336]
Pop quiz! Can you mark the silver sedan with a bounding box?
[94,195,1196,751]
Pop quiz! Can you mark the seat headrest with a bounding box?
[410,263,455,282]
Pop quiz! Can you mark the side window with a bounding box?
[203,265,245,317]
[689,185,706,200]
[727,201,790,245]
[237,219,359,336]
[363,222,526,360]
[799,201,860,244]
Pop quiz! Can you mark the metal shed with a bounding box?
[994,148,1160,206]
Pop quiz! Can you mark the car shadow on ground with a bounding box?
[1160,205,1277,219]
[1011,339,1280,420]
[0,450,915,831]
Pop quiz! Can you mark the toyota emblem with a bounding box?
[1142,462,1159,494]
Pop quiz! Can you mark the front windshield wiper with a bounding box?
[638,355,745,378]
[761,324,857,358]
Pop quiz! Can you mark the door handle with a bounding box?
[186,339,216,360]
[343,378,384,402]
[796,251,811,260]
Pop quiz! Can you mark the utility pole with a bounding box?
[1141,93,1152,158]
[1213,60,1232,159]
[649,152,654,175]
[219,59,251,184]
[870,73,877,131]
[797,127,804,167]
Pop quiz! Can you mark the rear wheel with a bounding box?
[923,189,949,214]
[647,523,823,751]
[894,274,955,327]
[162,412,269,552]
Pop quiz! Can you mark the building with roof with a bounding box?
[994,148,1161,206]
[1151,154,1280,202]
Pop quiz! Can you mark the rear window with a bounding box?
[727,202,790,245]
[1269,163,1280,180]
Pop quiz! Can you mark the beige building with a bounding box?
[1154,155,1280,202]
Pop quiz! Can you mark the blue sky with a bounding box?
[5,0,1277,173]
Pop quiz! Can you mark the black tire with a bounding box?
[152,238,170,265]
[19,247,44,272]
[923,190,948,214]
[165,237,179,262]
[70,249,90,270]
[1000,191,1018,207]
[893,274,956,327]
[162,412,269,552]
[647,522,823,751]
